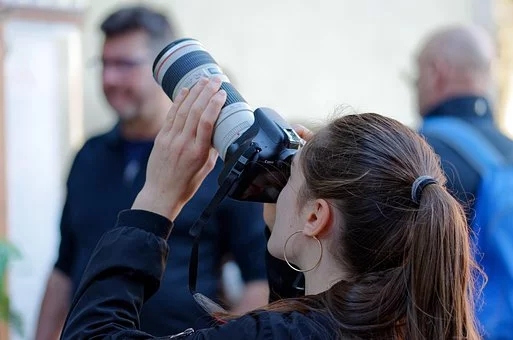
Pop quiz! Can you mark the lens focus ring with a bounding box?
[219,82,247,108]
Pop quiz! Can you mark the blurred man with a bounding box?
[35,6,268,339]
[415,25,513,338]
[415,25,513,206]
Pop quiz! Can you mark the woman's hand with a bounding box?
[264,124,315,231]
[132,77,226,221]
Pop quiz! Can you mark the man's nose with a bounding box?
[102,65,124,86]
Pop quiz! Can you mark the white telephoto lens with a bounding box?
[153,38,255,160]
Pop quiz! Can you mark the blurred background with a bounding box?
[0,0,512,339]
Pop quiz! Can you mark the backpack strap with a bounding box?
[420,116,506,176]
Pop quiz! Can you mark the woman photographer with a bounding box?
[61,77,481,339]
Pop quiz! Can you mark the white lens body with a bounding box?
[154,39,255,160]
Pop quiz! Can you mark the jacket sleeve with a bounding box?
[60,209,306,339]
[59,209,267,340]
[54,195,76,277]
[60,209,172,339]
[54,145,86,278]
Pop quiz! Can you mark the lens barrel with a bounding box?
[153,38,255,160]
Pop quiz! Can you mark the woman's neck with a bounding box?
[303,257,347,295]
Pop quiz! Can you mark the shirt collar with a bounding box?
[105,122,124,149]
[104,122,156,149]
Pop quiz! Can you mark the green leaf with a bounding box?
[9,309,24,336]
[0,240,24,336]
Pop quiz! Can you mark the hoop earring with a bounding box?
[283,230,323,273]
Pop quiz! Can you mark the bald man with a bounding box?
[416,25,513,208]
[416,25,513,339]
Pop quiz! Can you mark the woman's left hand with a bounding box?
[132,77,226,221]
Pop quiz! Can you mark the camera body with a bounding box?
[153,38,302,203]
[221,107,302,202]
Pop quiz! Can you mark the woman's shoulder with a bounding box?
[191,310,336,340]
[258,310,336,338]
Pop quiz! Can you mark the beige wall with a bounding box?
[82,0,485,139]
[3,1,495,338]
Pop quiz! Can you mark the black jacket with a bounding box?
[60,210,336,339]
[55,124,269,335]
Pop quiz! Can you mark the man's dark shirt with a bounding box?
[54,124,268,336]
[421,95,513,217]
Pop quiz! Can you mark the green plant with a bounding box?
[0,239,23,337]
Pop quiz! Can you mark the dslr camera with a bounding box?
[153,38,302,203]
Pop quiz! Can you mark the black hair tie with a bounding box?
[411,175,437,204]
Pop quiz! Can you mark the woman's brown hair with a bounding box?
[222,113,482,339]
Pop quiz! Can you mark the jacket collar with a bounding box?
[424,95,494,122]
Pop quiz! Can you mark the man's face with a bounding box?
[101,30,158,121]
[416,54,433,116]
[415,51,443,116]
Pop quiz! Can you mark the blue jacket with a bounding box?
[420,96,513,216]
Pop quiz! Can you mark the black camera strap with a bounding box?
[188,145,259,316]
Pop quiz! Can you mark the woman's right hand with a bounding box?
[264,124,314,231]
[132,77,226,221]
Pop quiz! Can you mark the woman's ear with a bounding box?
[432,58,450,92]
[302,199,333,237]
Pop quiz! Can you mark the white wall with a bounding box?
[82,0,476,137]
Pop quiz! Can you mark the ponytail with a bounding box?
[406,184,481,339]
[212,113,484,339]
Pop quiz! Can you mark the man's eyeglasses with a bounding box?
[88,57,150,72]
